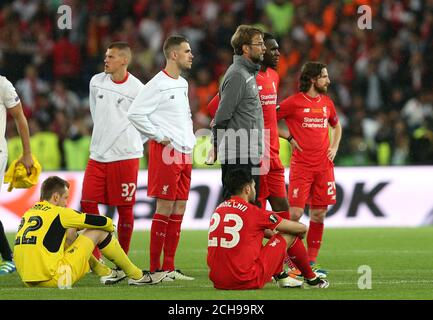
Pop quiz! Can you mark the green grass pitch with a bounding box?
[1,228,433,300]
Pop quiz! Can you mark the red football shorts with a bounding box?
[210,234,286,290]
[287,164,336,208]
[147,141,192,201]
[258,157,287,201]
[81,158,139,206]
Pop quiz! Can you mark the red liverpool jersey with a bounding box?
[207,196,282,288]
[257,68,280,159]
[278,93,339,170]
[207,68,280,159]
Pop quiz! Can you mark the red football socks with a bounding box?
[307,221,324,263]
[162,214,184,271]
[149,213,169,272]
[117,205,134,254]
[287,237,316,280]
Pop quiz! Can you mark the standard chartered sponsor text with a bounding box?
[302,117,328,128]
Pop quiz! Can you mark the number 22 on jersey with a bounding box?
[208,213,243,249]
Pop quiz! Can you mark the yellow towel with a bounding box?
[4,155,42,192]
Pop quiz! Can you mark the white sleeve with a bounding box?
[89,77,96,112]
[127,81,165,142]
[1,78,20,109]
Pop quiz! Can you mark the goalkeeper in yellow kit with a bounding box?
[14,176,167,287]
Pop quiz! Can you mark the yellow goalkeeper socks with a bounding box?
[99,234,142,280]
[88,255,111,277]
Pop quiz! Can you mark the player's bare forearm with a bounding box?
[263,229,275,239]
[9,103,33,173]
[328,122,342,161]
[276,219,307,237]
[9,103,31,154]
[278,125,303,152]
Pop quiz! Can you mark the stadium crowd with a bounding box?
[1,0,433,170]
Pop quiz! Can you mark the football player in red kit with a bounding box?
[278,62,342,274]
[207,168,329,289]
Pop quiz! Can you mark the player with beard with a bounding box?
[207,33,288,212]
[277,62,342,274]
[209,25,265,202]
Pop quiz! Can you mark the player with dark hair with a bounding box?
[128,35,196,281]
[207,168,329,289]
[278,61,342,274]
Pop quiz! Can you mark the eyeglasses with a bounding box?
[250,43,265,47]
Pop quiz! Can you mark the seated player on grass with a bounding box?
[13,176,167,288]
[207,168,329,290]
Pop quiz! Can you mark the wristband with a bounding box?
[287,135,293,142]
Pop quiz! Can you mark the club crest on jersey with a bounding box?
[323,106,327,116]
[162,185,169,195]
[269,238,280,247]
[170,95,175,99]
[293,188,299,198]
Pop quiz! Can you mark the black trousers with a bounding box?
[220,158,261,202]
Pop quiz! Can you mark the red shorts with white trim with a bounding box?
[81,158,139,206]
[287,164,336,208]
[258,157,287,201]
[147,141,192,201]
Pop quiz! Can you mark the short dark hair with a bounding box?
[263,32,275,42]
[163,35,189,59]
[230,25,264,55]
[108,41,130,51]
[224,168,254,196]
[299,61,327,93]
[40,176,70,201]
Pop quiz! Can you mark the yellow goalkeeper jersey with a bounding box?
[14,201,114,282]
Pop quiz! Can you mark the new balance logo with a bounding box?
[303,108,310,113]
[170,95,175,99]
[293,188,299,198]
[117,98,124,104]
[98,95,103,99]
